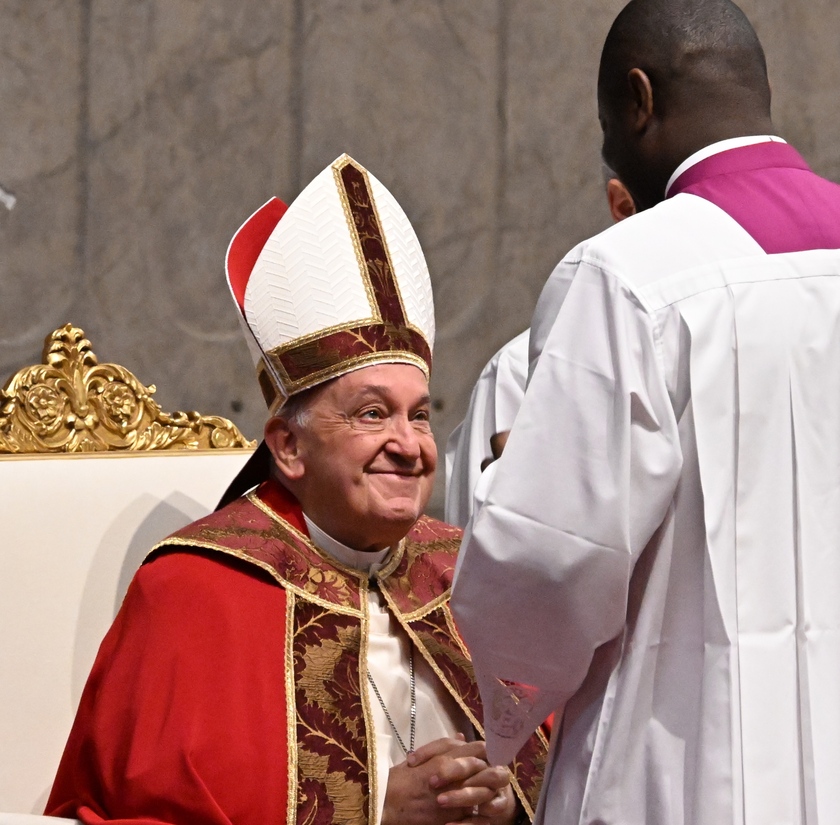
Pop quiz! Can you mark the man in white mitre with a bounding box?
[444,174,635,528]
[451,0,840,823]
[47,154,546,825]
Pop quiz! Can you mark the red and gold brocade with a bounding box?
[46,480,546,825]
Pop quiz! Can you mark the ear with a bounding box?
[264,415,306,481]
[607,177,637,223]
[627,68,654,133]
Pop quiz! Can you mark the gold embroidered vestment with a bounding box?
[156,486,547,825]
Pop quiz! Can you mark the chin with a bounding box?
[368,501,424,543]
[382,502,422,526]
[368,480,430,523]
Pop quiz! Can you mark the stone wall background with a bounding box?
[2,0,839,515]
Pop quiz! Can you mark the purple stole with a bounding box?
[668,141,840,253]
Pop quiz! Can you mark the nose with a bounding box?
[385,415,423,462]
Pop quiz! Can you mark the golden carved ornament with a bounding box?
[0,324,256,454]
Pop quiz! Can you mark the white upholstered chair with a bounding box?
[0,326,255,817]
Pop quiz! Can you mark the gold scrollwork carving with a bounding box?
[0,324,256,454]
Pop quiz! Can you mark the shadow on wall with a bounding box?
[71,492,210,709]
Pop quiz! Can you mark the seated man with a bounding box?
[45,154,545,825]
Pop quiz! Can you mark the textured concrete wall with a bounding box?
[2,0,839,515]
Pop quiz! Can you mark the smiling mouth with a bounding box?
[368,464,423,475]
[368,470,424,484]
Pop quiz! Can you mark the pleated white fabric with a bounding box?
[445,330,529,527]
[452,192,840,824]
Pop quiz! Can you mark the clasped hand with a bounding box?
[381,735,516,825]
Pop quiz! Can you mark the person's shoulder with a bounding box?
[162,492,262,544]
[494,329,529,369]
[406,516,463,564]
[409,514,463,543]
[399,516,463,593]
[576,195,703,258]
[546,198,682,287]
[113,550,287,658]
[494,329,530,387]
[567,193,758,293]
[134,547,284,612]
[146,491,307,585]
[481,329,530,377]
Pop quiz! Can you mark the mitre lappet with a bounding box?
[219,153,436,503]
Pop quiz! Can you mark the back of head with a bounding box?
[598,0,772,208]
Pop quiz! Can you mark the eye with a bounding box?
[411,408,432,431]
[352,406,388,430]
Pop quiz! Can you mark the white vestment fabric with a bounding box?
[451,192,840,824]
[445,331,530,527]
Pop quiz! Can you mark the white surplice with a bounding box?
[451,192,840,824]
[445,330,530,527]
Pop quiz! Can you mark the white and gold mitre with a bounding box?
[226,154,436,412]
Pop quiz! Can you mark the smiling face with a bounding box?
[265,363,437,552]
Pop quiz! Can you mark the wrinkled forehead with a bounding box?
[313,362,431,408]
[333,363,431,398]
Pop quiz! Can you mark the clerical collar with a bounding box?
[665,135,787,197]
[303,513,392,575]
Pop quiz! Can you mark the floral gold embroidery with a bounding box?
[302,566,354,604]
[294,602,369,824]
[161,494,363,613]
[157,496,547,824]
[297,749,366,825]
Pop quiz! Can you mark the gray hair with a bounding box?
[274,384,322,429]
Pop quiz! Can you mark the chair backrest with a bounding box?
[0,326,255,814]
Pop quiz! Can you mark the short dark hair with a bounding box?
[598,0,770,116]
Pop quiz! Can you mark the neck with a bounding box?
[684,117,775,159]
[639,115,777,210]
[304,513,392,571]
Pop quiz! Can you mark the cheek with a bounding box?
[421,435,438,473]
[341,434,389,473]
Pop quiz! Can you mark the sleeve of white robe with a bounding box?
[451,256,684,765]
